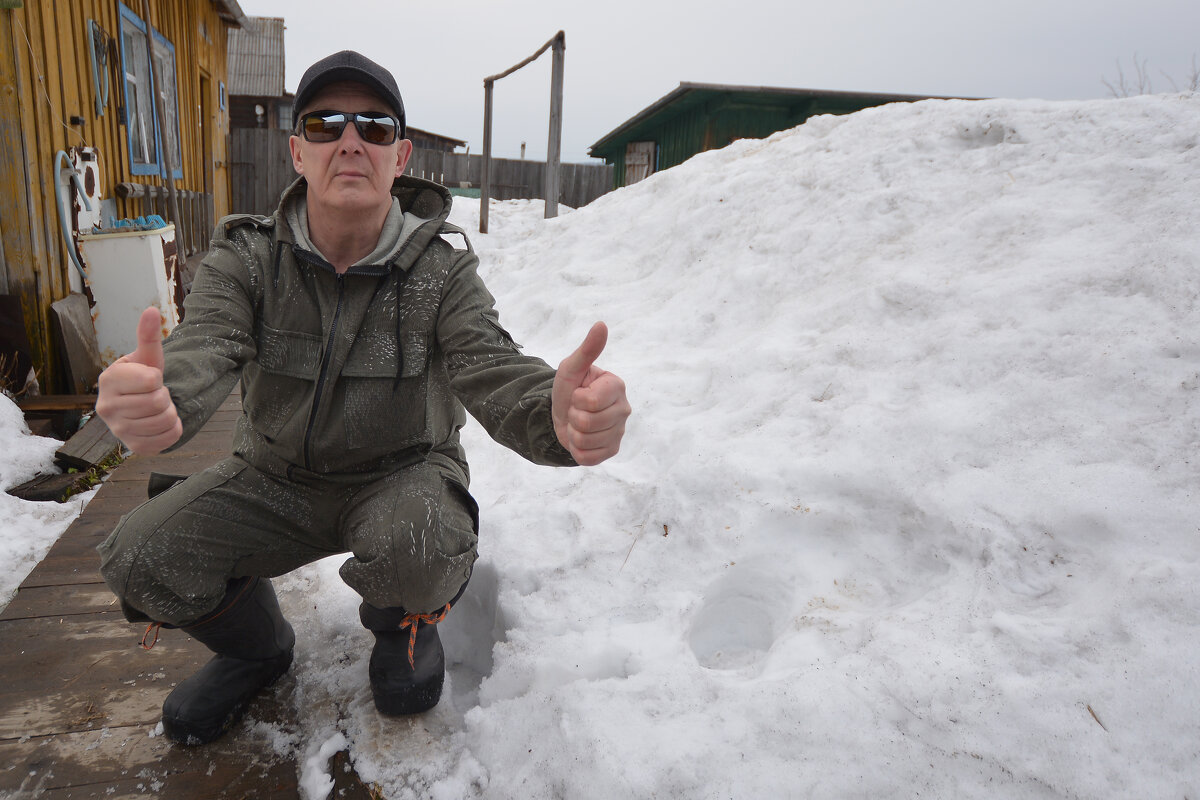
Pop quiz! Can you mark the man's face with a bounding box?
[289,81,412,215]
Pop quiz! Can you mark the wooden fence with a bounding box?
[229,128,613,216]
[405,149,614,209]
[228,129,294,218]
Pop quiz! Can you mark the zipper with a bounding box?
[303,273,345,470]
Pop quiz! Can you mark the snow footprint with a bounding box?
[440,561,507,711]
[688,566,787,671]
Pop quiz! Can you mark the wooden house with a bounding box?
[227,15,290,130]
[588,82,963,188]
[407,127,466,153]
[0,0,248,392]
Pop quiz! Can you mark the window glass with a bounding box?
[120,19,156,168]
[278,100,293,131]
[152,34,182,178]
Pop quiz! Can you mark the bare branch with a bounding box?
[1134,53,1152,94]
[1104,59,1126,97]
[1103,52,1200,96]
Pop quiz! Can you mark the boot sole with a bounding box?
[372,673,444,716]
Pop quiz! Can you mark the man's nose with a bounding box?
[339,122,367,152]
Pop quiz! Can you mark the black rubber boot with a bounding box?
[360,602,449,716]
[161,576,295,745]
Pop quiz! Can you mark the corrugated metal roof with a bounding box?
[227,16,285,97]
[588,82,972,155]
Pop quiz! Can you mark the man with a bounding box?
[95,51,630,746]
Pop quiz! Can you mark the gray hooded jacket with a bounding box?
[161,175,575,483]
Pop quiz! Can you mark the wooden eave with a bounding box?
[212,0,252,29]
[407,126,467,149]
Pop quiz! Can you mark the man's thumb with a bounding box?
[130,307,165,371]
[559,322,608,388]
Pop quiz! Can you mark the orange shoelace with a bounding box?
[399,603,450,668]
[137,580,254,651]
[140,622,163,650]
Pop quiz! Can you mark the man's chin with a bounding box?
[322,189,391,214]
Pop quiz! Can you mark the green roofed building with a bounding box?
[588,82,966,188]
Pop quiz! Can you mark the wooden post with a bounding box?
[480,79,493,234]
[0,12,28,297]
[545,31,565,219]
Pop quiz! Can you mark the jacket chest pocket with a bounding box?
[340,331,431,450]
[243,325,322,441]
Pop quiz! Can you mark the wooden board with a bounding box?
[81,478,155,503]
[5,470,88,502]
[15,552,105,589]
[18,394,99,412]
[50,293,103,395]
[0,390,381,798]
[24,530,110,562]
[0,721,300,799]
[0,582,118,621]
[55,413,122,471]
[0,613,204,738]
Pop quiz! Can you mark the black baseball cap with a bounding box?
[292,50,406,139]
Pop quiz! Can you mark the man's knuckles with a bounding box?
[119,419,181,455]
[569,443,619,466]
[566,408,600,432]
[570,387,612,414]
[102,361,163,389]
[104,391,173,421]
[568,399,630,429]
[568,427,620,451]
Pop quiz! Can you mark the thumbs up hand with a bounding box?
[551,322,631,466]
[96,306,182,455]
[128,304,166,372]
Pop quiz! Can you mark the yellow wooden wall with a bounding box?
[0,1,234,391]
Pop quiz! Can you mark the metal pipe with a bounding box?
[53,150,91,282]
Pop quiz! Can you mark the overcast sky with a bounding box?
[241,0,1199,163]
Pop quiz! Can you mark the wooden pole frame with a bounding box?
[479,31,565,233]
[480,79,493,234]
[545,34,564,219]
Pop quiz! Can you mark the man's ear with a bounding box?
[289,135,304,175]
[395,139,413,177]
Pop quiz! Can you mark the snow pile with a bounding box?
[3,90,1194,798]
[0,396,96,605]
[278,93,1200,798]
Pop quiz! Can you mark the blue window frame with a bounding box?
[151,29,183,180]
[117,2,182,179]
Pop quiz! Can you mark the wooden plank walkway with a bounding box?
[0,395,372,799]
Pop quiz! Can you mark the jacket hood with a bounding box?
[274,174,456,273]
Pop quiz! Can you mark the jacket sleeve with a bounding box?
[160,224,262,451]
[436,247,577,467]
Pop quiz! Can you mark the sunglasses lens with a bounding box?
[356,114,397,144]
[303,113,346,142]
[301,112,398,144]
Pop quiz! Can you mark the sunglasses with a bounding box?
[298,110,400,145]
